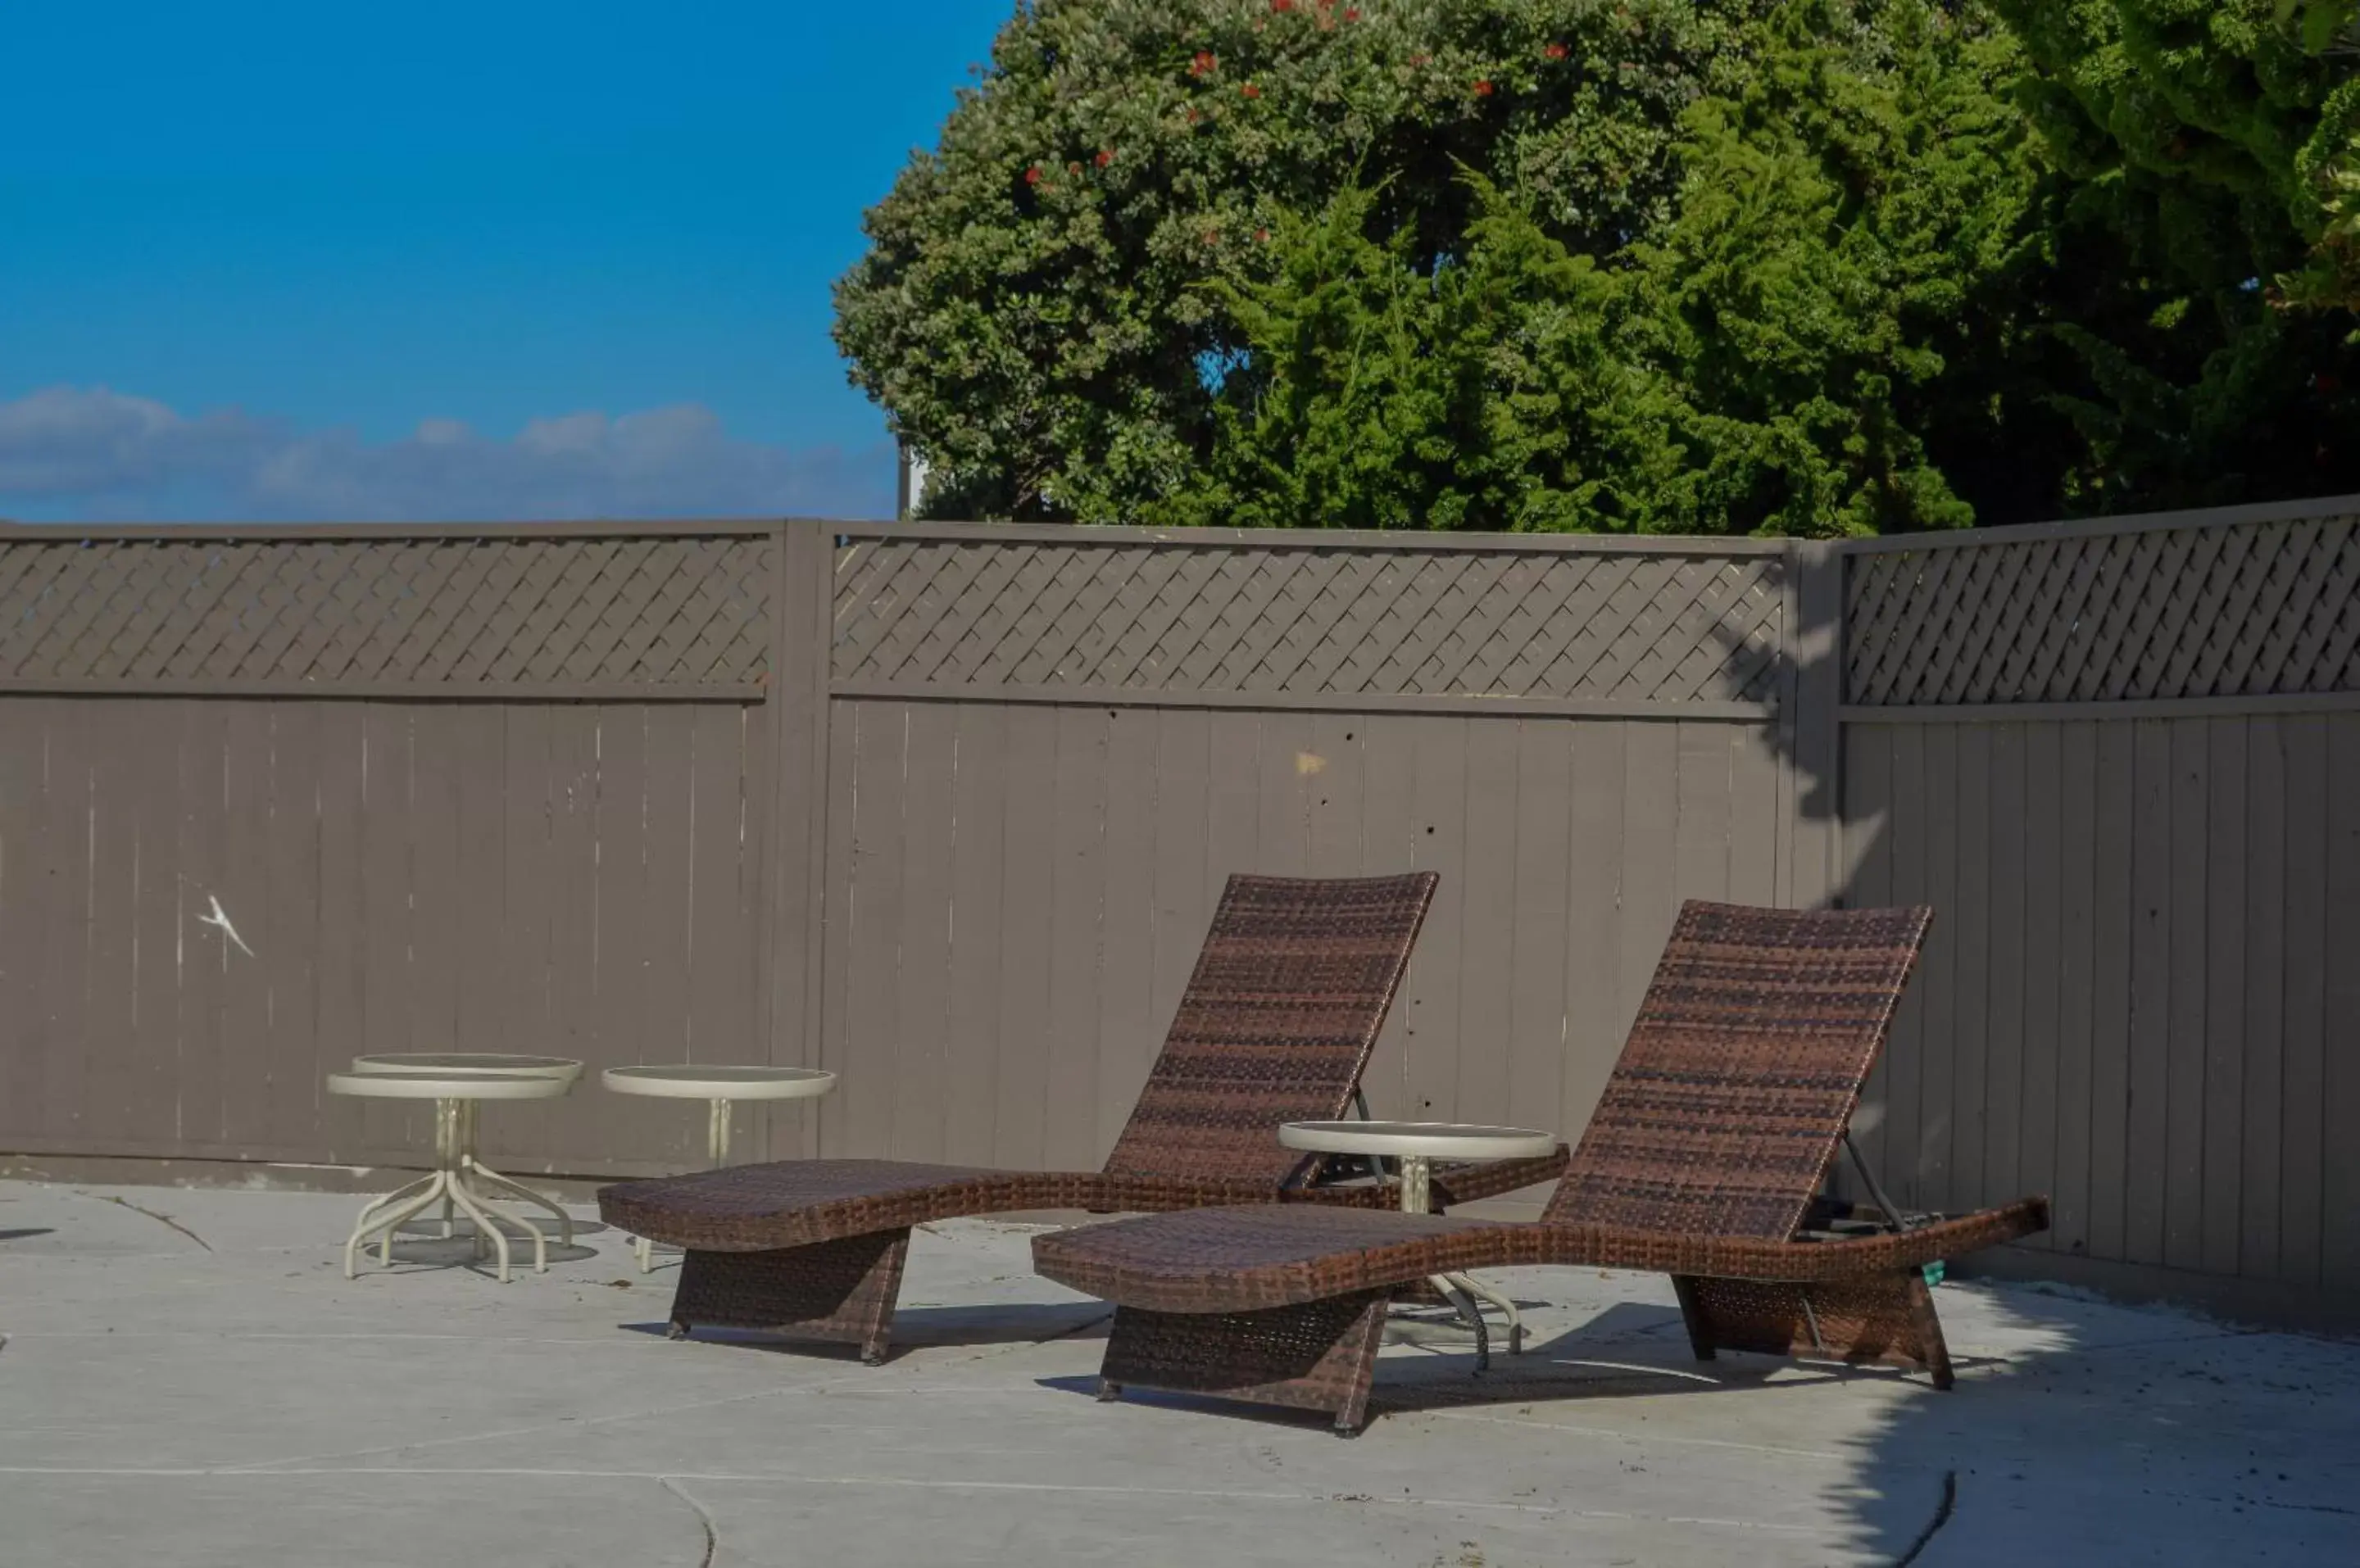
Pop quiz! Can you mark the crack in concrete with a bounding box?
[660,1477,719,1568]
[78,1191,211,1252]
[1891,1470,1956,1567]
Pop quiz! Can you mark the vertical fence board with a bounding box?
[314,705,366,1157]
[1509,723,1573,1137]
[1562,721,1625,1143]
[841,703,906,1169]
[1405,716,1468,1122]
[2164,719,2210,1272]
[2201,718,2249,1277]
[1356,717,1418,1116]
[84,703,142,1150]
[2017,723,2060,1249]
[989,704,1058,1171]
[1883,724,1928,1206]
[0,705,46,1140]
[264,705,324,1154]
[2124,720,2174,1265]
[1918,724,1960,1207]
[1844,725,1895,1185]
[2240,717,2287,1280]
[1455,719,1520,1126]
[2051,722,2098,1260]
[1954,723,1995,1211]
[2088,722,2136,1263]
[2321,715,2360,1294]
[892,700,957,1162]
[942,704,1009,1167]
[1148,708,1214,1107]
[640,705,699,1067]
[405,704,462,1059]
[1098,707,1164,1158]
[2279,716,2328,1287]
[1043,705,1108,1170]
[218,701,276,1152]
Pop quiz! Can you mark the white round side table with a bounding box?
[327,1069,577,1282]
[350,1053,582,1247]
[602,1065,837,1271]
[1280,1120,1559,1367]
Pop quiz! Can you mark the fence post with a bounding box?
[764,520,836,1158]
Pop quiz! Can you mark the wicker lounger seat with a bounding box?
[598,872,1568,1363]
[1034,900,2050,1434]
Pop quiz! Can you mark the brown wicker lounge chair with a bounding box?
[598,872,1568,1363]
[1032,900,2050,1434]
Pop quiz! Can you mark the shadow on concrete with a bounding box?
[616,1299,1115,1357]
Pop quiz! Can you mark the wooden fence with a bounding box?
[0,500,2352,1321]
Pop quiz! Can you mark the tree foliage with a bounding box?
[833,0,1772,522]
[1983,0,2360,505]
[835,0,2360,530]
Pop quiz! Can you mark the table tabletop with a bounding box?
[601,1065,837,1101]
[326,1070,574,1102]
[352,1053,583,1081]
[1278,1120,1559,1161]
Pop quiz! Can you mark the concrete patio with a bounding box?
[2,1178,2353,1567]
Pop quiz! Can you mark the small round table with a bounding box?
[351,1053,582,1249]
[601,1065,837,1271]
[327,1070,577,1283]
[1280,1120,1559,1369]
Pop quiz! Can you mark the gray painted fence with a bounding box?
[0,500,2352,1321]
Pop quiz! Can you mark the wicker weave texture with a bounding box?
[1032,901,2049,1315]
[1543,900,1932,1237]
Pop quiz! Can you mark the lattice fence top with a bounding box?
[0,534,772,690]
[1845,512,2360,706]
[832,537,1786,705]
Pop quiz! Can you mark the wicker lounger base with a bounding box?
[1094,1271,1952,1436]
[1038,1197,2049,1434]
[620,1154,1567,1362]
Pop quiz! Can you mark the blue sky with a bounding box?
[0,2,1007,521]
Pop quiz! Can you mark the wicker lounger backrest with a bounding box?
[1542,900,1934,1240]
[1098,872,1439,1187]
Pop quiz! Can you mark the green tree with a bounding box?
[833,0,1770,521]
[1165,2,2071,536]
[1986,0,2360,505]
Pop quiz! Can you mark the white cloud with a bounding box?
[0,386,894,522]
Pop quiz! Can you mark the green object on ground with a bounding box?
[1923,1261,1946,1287]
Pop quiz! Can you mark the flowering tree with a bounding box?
[833,0,1768,521]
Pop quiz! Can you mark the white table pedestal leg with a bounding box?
[1395,1154,1523,1372]
[342,1097,566,1283]
[636,1094,733,1273]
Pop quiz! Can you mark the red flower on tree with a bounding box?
[1544,42,1568,60]
[1271,0,1293,11]
[1473,79,1494,97]
[1241,82,1260,98]
[1023,165,1042,186]
[1344,5,1359,16]
[1067,161,1082,174]
[1094,147,1113,167]
[1191,50,1217,77]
